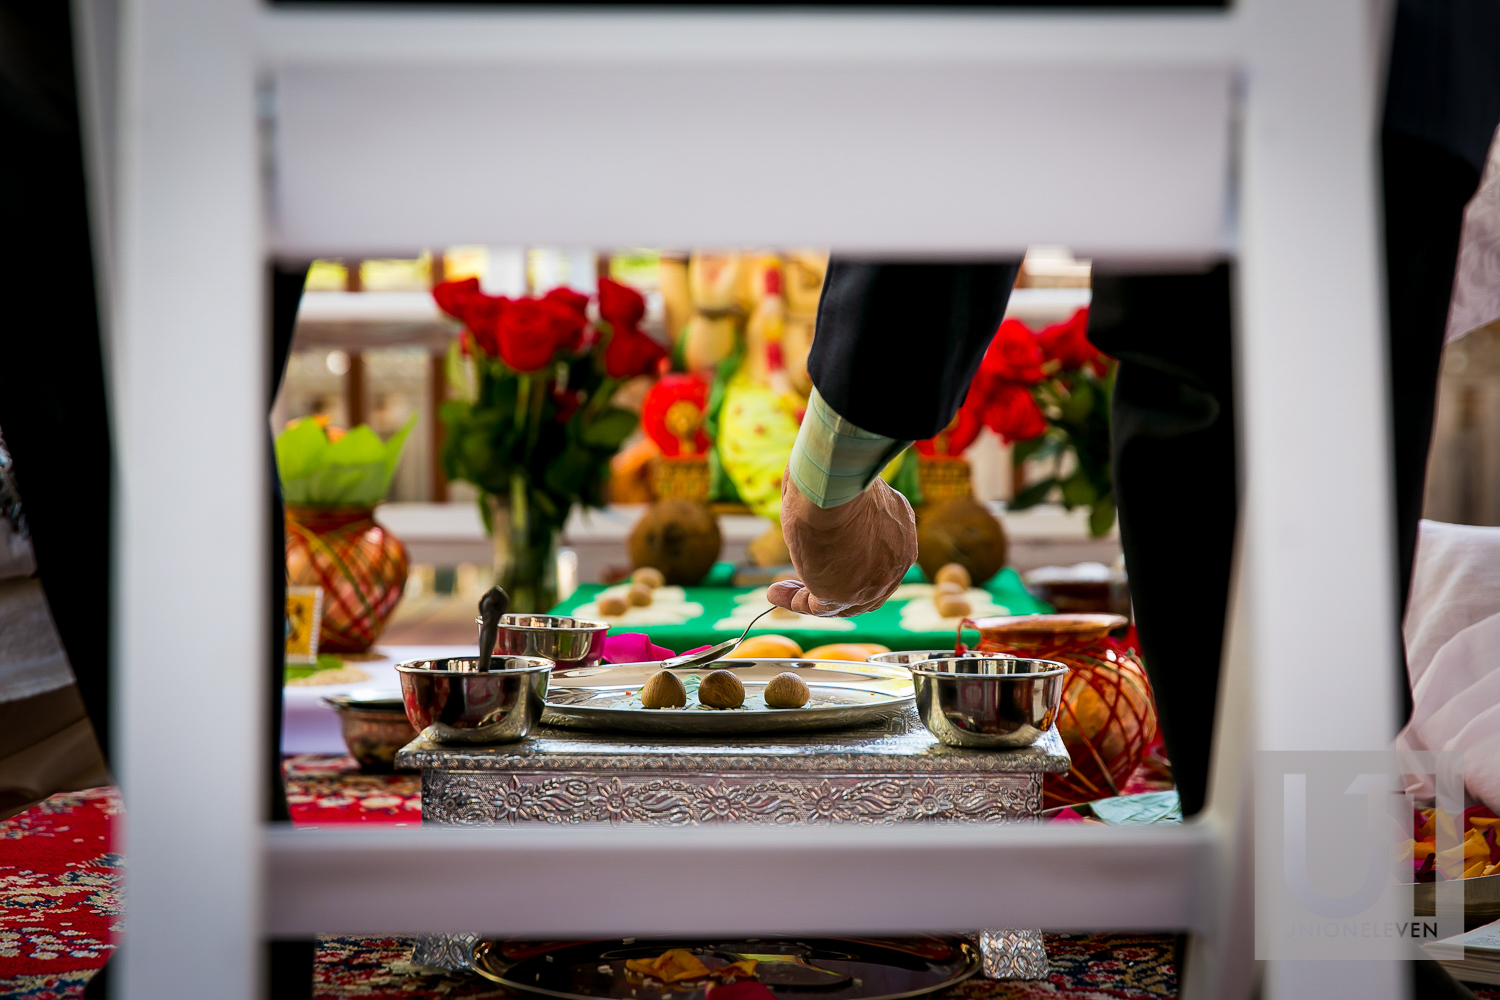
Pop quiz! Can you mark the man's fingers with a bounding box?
[766,579,856,618]
[766,580,803,610]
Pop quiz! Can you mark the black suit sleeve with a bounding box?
[807,260,1018,440]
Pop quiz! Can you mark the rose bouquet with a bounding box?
[433,276,667,610]
[918,307,1116,537]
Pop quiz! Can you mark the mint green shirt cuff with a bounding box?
[788,389,912,509]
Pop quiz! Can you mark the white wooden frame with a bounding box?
[94,2,1403,998]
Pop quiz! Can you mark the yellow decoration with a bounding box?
[717,373,803,521]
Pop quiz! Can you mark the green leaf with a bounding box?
[1060,470,1098,508]
[580,408,638,448]
[544,445,595,498]
[1011,435,1048,465]
[1088,495,1116,537]
[1009,477,1057,510]
[709,448,745,505]
[1061,381,1094,423]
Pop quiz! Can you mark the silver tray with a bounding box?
[470,935,979,1000]
[541,658,915,735]
[1415,871,1500,921]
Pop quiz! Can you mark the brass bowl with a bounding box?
[475,613,610,667]
[396,655,553,745]
[322,695,417,773]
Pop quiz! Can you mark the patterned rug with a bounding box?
[0,786,122,999]
[0,756,1462,999]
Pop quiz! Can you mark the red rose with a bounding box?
[598,277,646,329]
[1038,307,1107,374]
[543,287,591,350]
[982,380,1048,443]
[495,297,584,372]
[552,387,583,424]
[604,323,668,379]
[433,277,482,319]
[434,278,508,357]
[916,389,985,456]
[979,318,1045,384]
[544,286,589,318]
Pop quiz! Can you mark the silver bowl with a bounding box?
[869,649,981,666]
[909,656,1067,749]
[396,655,553,745]
[475,613,609,667]
[321,694,417,772]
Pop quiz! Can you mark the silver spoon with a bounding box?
[659,606,777,670]
[475,586,510,673]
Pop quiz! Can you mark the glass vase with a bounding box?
[486,488,560,614]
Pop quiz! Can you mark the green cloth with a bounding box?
[551,566,1051,655]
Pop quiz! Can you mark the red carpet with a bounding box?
[0,786,121,999]
[0,756,1458,999]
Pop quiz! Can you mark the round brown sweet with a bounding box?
[627,583,654,607]
[631,566,666,589]
[640,670,687,709]
[697,669,746,709]
[763,672,811,709]
[935,580,967,597]
[935,594,972,619]
[597,594,629,616]
[934,562,973,588]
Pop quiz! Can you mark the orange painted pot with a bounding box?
[968,613,1157,808]
[285,505,408,655]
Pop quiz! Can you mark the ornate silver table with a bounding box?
[396,708,1069,979]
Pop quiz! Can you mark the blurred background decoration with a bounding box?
[274,245,1132,643]
[277,415,415,654]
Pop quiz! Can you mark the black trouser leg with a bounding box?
[1089,266,1238,820]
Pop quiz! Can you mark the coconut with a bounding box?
[917,497,1008,587]
[628,499,723,586]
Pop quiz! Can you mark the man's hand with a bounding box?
[767,466,918,618]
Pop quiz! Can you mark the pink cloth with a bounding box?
[600,633,711,664]
[1447,125,1500,343]
[1396,520,1500,812]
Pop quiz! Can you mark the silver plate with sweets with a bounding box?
[541,658,915,735]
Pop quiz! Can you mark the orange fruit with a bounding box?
[803,643,876,661]
[732,634,803,658]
